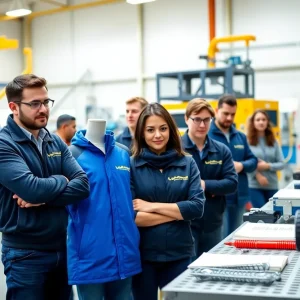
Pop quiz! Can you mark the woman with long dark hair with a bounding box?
[247,110,285,207]
[130,103,205,300]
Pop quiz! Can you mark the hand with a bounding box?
[13,195,45,208]
[201,180,205,191]
[257,160,270,171]
[233,161,244,173]
[256,173,269,186]
[133,199,155,213]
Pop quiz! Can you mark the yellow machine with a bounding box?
[156,35,280,140]
[163,99,279,139]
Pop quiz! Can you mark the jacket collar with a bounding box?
[210,118,238,136]
[132,153,187,168]
[182,130,218,153]
[6,114,53,143]
[123,127,132,139]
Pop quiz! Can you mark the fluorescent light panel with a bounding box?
[126,0,156,4]
[6,0,32,17]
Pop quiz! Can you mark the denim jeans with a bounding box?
[77,277,132,300]
[132,258,190,300]
[1,245,71,300]
[191,226,223,261]
[222,204,245,238]
[249,188,277,209]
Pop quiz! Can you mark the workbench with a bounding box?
[162,223,300,300]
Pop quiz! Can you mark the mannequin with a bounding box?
[68,117,141,297]
[85,119,106,154]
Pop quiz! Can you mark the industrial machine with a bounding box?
[156,35,280,139]
[271,172,300,220]
[243,171,300,225]
[272,189,300,219]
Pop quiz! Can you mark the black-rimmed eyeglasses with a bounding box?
[189,117,212,126]
[16,99,55,110]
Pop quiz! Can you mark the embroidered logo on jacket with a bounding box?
[234,145,244,149]
[168,176,188,181]
[115,166,130,172]
[47,151,61,157]
[204,160,222,165]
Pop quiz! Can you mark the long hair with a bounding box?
[247,110,276,146]
[132,103,184,156]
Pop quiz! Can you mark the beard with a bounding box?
[217,119,232,129]
[19,109,49,130]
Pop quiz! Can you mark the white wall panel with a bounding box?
[232,0,300,43]
[256,71,300,100]
[231,0,300,68]
[73,2,137,80]
[32,12,74,83]
[0,20,22,81]
[143,0,210,75]
[144,79,156,103]
[93,81,138,119]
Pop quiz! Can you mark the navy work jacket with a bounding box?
[130,154,205,262]
[182,132,238,232]
[208,119,258,206]
[116,127,132,150]
[0,115,89,251]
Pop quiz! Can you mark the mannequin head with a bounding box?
[85,119,107,153]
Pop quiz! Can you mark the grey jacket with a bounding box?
[248,137,285,190]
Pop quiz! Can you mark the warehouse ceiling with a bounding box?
[0,0,68,15]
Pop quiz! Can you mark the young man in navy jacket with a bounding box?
[182,98,238,258]
[0,74,90,300]
[116,97,148,150]
[208,95,257,238]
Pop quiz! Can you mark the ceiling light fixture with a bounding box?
[126,0,156,4]
[6,0,32,17]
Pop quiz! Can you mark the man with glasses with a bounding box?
[182,98,238,259]
[0,74,90,300]
[208,95,257,238]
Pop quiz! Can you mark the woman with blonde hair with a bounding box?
[247,110,285,208]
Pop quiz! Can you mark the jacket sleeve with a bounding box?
[177,158,205,220]
[130,158,138,219]
[204,147,238,195]
[240,135,258,173]
[269,141,285,171]
[47,142,90,206]
[0,140,68,203]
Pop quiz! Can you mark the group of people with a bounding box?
[0,74,285,300]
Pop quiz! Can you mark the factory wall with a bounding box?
[0,0,300,128]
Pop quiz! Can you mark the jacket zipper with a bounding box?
[105,156,125,279]
[30,141,46,177]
